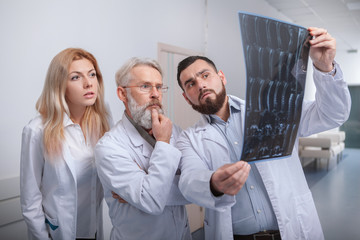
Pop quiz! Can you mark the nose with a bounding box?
[150,86,160,99]
[198,78,207,91]
[83,76,92,89]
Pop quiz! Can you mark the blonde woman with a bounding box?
[20,48,110,240]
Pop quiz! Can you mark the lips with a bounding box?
[84,91,95,98]
[148,103,161,109]
[199,89,214,101]
[201,92,211,99]
[146,101,162,109]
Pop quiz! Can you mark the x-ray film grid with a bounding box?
[238,12,311,162]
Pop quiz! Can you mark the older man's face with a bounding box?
[125,65,164,129]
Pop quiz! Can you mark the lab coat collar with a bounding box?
[63,113,75,127]
[121,112,153,158]
[192,95,246,152]
[197,95,245,132]
[124,111,156,148]
[203,95,241,123]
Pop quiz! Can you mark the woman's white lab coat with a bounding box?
[177,65,351,240]
[20,115,104,240]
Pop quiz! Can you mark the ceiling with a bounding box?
[263,0,360,53]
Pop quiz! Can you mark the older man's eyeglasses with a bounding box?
[123,84,169,93]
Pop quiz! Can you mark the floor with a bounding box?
[192,148,360,240]
[303,148,360,240]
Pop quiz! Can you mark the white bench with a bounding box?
[0,176,27,239]
[298,131,345,170]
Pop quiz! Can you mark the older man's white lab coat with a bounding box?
[95,114,191,240]
[177,65,351,240]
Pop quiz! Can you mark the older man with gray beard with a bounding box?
[95,57,191,240]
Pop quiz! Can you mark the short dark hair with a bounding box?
[177,56,218,90]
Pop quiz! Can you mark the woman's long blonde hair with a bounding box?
[36,48,110,156]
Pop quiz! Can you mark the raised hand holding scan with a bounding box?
[308,27,336,72]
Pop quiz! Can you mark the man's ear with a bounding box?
[117,86,133,118]
[117,86,127,103]
[218,70,227,85]
[182,92,192,105]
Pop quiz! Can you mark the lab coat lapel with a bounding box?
[122,115,153,167]
[61,143,77,183]
[197,115,229,152]
[197,96,247,159]
[60,114,78,183]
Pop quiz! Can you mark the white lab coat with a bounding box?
[95,114,191,240]
[20,115,104,240]
[177,65,351,240]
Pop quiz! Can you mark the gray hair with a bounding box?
[115,57,163,87]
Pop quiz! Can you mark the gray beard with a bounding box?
[127,92,164,129]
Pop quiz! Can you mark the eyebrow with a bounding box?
[184,69,210,87]
[132,80,163,86]
[69,68,96,75]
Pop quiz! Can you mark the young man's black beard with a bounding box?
[190,86,227,115]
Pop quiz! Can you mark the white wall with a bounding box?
[205,0,360,101]
[206,0,293,98]
[0,0,206,180]
[336,50,360,86]
[303,49,360,101]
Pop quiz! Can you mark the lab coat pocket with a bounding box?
[45,213,59,232]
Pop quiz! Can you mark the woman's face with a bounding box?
[65,58,98,115]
